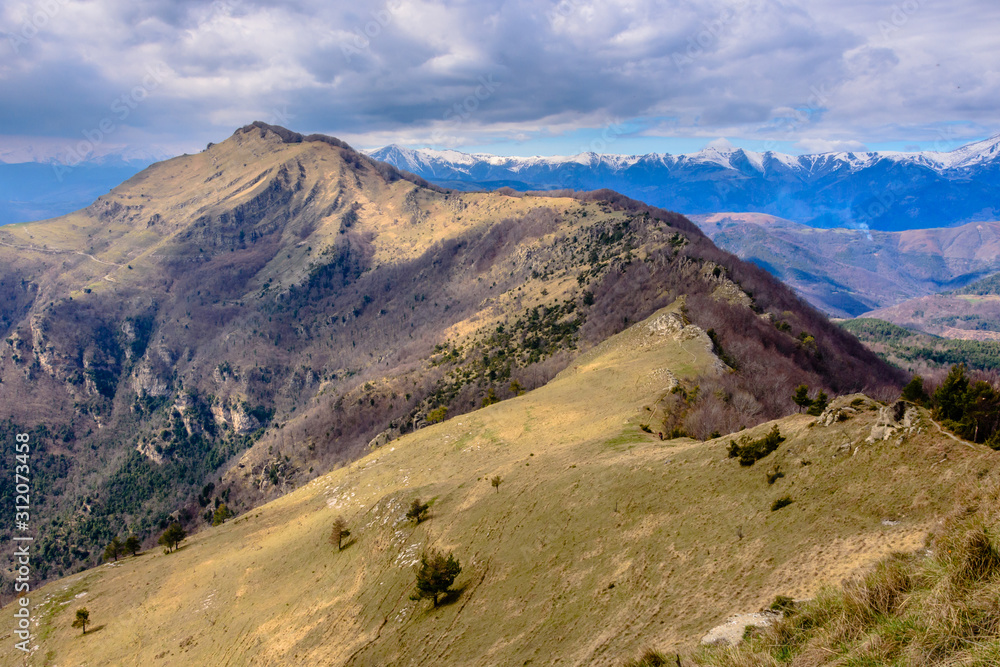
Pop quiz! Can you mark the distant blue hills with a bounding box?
[367,135,1000,231]
[0,160,152,225]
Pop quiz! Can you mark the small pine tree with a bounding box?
[934,365,970,422]
[124,535,141,556]
[212,503,232,526]
[481,388,499,407]
[806,391,829,416]
[72,607,90,634]
[491,475,503,493]
[901,375,929,405]
[406,499,429,524]
[157,522,187,552]
[103,537,124,562]
[792,385,812,412]
[410,549,461,607]
[329,515,350,550]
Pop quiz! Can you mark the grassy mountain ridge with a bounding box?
[2,304,993,666]
[0,123,898,589]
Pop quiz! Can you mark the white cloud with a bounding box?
[0,0,997,155]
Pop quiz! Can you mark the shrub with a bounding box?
[771,496,793,511]
[765,465,784,485]
[792,385,812,412]
[622,648,670,666]
[124,535,141,556]
[103,537,123,562]
[410,549,461,607]
[769,595,796,616]
[329,515,351,550]
[426,406,448,424]
[212,503,232,526]
[406,499,429,523]
[728,425,785,466]
[72,608,90,634]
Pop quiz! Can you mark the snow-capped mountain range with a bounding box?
[366,135,1000,231]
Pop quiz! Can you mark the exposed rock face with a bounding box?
[867,401,921,442]
[368,428,399,449]
[699,261,754,308]
[646,310,709,345]
[136,439,165,465]
[173,393,202,437]
[131,362,170,397]
[646,309,727,373]
[231,404,262,435]
[817,405,859,426]
[210,400,262,435]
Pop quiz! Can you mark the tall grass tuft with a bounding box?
[695,477,1000,666]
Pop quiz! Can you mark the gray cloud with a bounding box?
[1,0,998,157]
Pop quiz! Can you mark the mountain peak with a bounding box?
[233,121,355,152]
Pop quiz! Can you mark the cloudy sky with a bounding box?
[1,0,998,161]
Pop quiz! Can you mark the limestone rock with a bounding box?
[368,428,399,449]
[867,401,920,442]
[701,611,781,646]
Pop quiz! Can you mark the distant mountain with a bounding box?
[0,145,167,225]
[367,135,1000,231]
[0,162,154,225]
[690,213,1000,317]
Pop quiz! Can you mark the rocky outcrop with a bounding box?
[173,393,202,437]
[646,309,727,373]
[701,611,781,646]
[867,401,921,442]
[700,261,754,308]
[136,439,166,465]
[210,399,263,435]
[131,362,170,397]
[367,427,399,449]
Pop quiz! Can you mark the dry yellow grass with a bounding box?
[3,303,996,666]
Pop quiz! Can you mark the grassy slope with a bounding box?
[697,479,1000,666]
[5,308,997,666]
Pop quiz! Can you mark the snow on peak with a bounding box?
[934,134,1000,169]
[366,133,1000,178]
